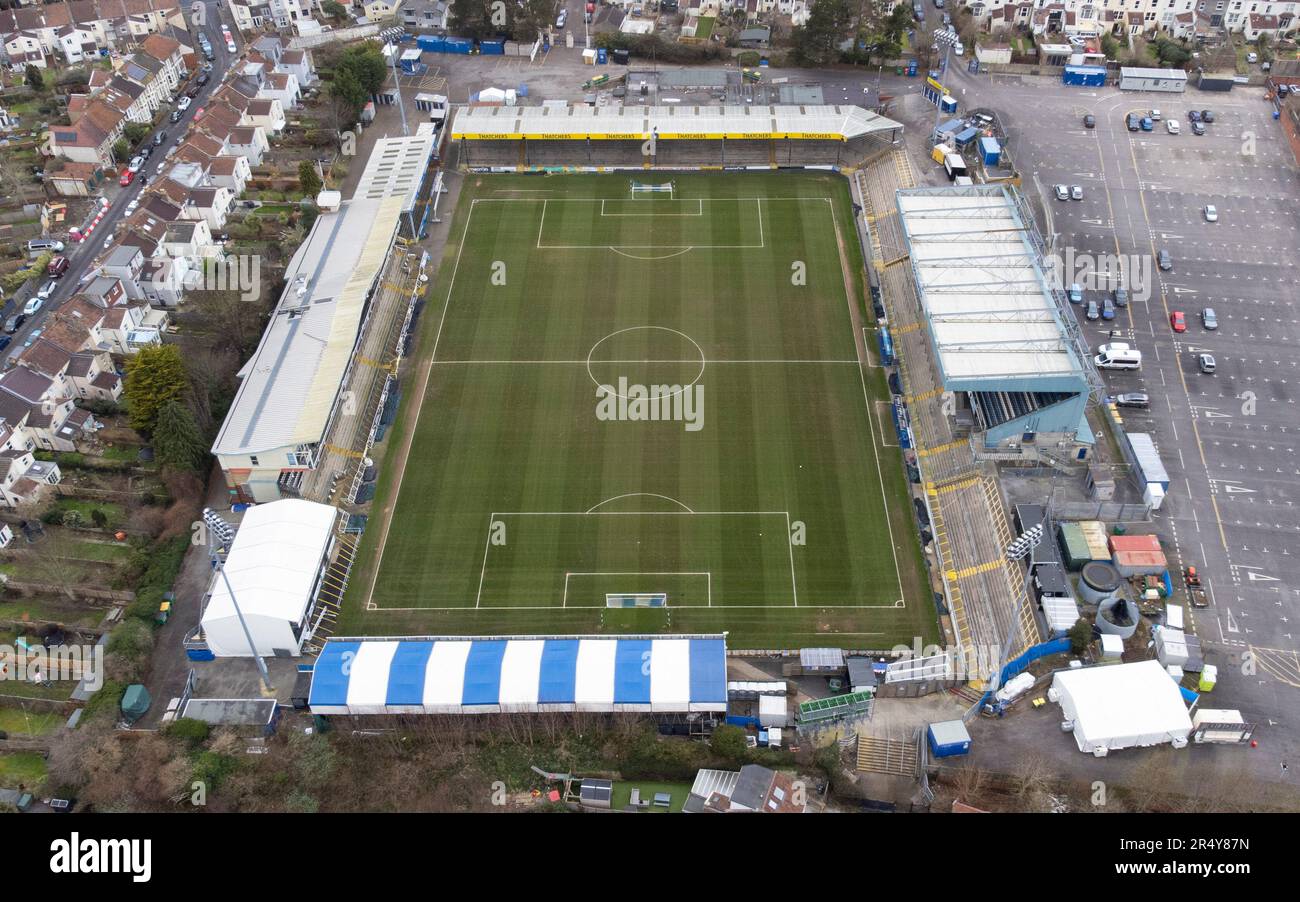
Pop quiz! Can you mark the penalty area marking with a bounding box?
[536,197,766,250]
[600,198,704,216]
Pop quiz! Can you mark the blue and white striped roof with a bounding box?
[308,635,729,715]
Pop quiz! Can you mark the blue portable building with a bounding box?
[928,719,972,758]
[977,135,1001,166]
[1063,65,1107,87]
[417,35,446,53]
[907,59,918,76]
[480,40,505,55]
[443,37,473,54]
[954,126,979,148]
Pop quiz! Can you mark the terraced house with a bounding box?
[0,0,186,67]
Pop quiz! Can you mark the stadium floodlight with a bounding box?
[1005,523,1044,561]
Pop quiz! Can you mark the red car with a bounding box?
[193,106,205,120]
[1170,311,1186,333]
[119,168,135,186]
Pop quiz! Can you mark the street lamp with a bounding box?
[930,29,958,145]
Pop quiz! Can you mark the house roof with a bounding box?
[141,33,181,62]
[0,365,55,403]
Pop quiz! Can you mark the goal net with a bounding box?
[629,180,675,199]
[606,593,669,608]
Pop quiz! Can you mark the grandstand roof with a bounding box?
[308,635,729,715]
[212,129,432,459]
[896,185,1085,386]
[451,103,901,142]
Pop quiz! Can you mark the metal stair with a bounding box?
[855,735,919,777]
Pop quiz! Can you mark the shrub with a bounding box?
[165,717,211,745]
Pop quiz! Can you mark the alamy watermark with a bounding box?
[595,378,705,432]
[0,642,103,691]
[1044,247,1152,302]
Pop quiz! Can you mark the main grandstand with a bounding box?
[451,103,902,169]
[893,185,1099,460]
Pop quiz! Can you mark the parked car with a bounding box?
[186,85,200,99]
[153,131,166,146]
[1166,119,1180,135]
[128,155,144,173]
[1204,204,1218,222]
[125,198,140,215]
[197,72,210,86]
[1170,310,1186,333]
[1070,185,1083,200]
[3,314,26,334]
[1201,109,1215,123]
[1198,353,1216,374]
[953,42,964,56]
[1191,121,1206,136]
[226,39,237,53]
[556,9,567,27]
[1126,113,1140,131]
[1054,184,1070,201]
[1086,299,1100,320]
[1083,113,1096,128]
[1188,109,1202,122]
[1068,283,1084,303]
[1149,109,1162,121]
[1113,286,1129,307]
[177,95,192,111]
[23,296,44,315]
[1115,392,1150,409]
[0,336,11,353]
[1247,51,1259,64]
[119,168,135,186]
[46,255,68,279]
[169,109,183,123]
[1101,296,1115,320]
[1157,249,1172,270]
[1202,307,1218,330]
[1140,117,1154,131]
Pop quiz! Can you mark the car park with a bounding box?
[1070,185,1083,200]
[1083,114,1095,128]
[1204,205,1218,222]
[1086,299,1100,320]
[1115,392,1150,409]
[1198,353,1216,374]
[1157,249,1172,270]
[1202,307,1218,330]
[1054,184,1070,201]
[1170,311,1186,332]
[1068,283,1083,303]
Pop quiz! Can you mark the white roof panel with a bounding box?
[346,640,399,715]
[574,639,618,711]
[423,641,472,713]
[1052,660,1192,752]
[650,639,691,711]
[497,639,545,711]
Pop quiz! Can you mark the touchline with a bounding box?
[50,834,152,883]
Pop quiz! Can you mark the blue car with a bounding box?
[1068,283,1084,304]
[1140,117,1154,131]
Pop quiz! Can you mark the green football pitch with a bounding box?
[338,172,937,649]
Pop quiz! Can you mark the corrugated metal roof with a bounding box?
[897,186,1084,384]
[451,103,900,141]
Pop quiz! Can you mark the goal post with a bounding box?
[606,593,669,608]
[629,180,675,199]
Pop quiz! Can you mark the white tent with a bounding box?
[200,499,337,657]
[1050,660,1192,756]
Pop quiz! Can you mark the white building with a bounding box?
[198,499,338,657]
[1050,659,1194,756]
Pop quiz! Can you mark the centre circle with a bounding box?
[586,326,707,400]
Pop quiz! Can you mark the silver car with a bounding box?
[1054,184,1070,201]
[1202,307,1218,330]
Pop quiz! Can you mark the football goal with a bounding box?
[630,180,675,199]
[606,593,669,608]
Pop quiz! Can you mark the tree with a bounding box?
[153,400,206,472]
[321,0,347,17]
[327,67,368,125]
[113,138,130,163]
[124,122,151,148]
[298,160,322,198]
[790,0,855,66]
[25,64,43,91]
[709,725,748,763]
[1067,618,1093,655]
[124,344,189,432]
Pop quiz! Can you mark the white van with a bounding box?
[1095,345,1142,370]
[27,238,65,255]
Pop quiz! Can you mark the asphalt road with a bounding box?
[3,0,239,359]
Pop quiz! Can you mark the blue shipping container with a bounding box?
[443,37,473,54]
[480,40,505,55]
[954,126,979,147]
[417,35,445,53]
[978,135,1001,166]
[1063,65,1107,87]
[928,720,972,758]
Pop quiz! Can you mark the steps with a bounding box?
[856,735,919,777]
